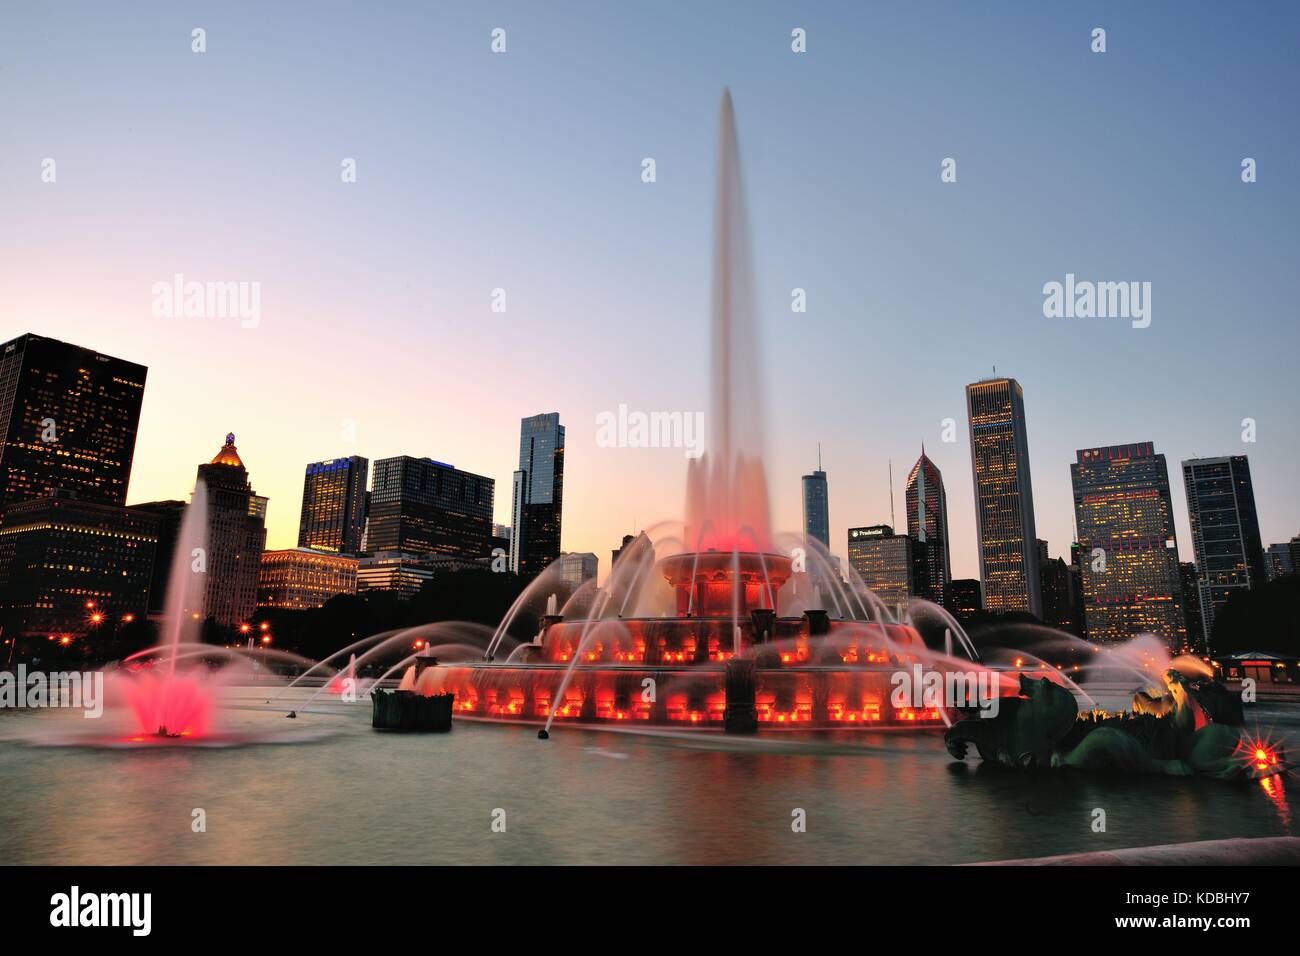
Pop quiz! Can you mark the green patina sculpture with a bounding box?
[944,671,1285,781]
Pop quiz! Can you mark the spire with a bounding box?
[888,460,895,530]
[817,442,822,471]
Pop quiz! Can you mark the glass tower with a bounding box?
[905,447,951,605]
[801,458,830,549]
[298,456,368,555]
[1070,442,1185,649]
[510,413,565,574]
[1181,455,1266,649]
[965,377,1041,617]
[366,456,494,558]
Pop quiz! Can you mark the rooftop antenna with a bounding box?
[817,442,822,471]
[888,459,895,530]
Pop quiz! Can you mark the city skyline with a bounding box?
[6,326,1296,591]
[2,5,1297,581]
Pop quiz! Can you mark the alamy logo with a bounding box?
[50,886,151,936]
[1042,273,1150,328]
[595,404,705,459]
[890,664,1000,717]
[152,273,261,328]
[0,667,103,717]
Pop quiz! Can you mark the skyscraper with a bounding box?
[556,551,599,590]
[198,434,268,628]
[1071,442,1186,649]
[128,499,186,615]
[298,456,368,555]
[367,456,494,558]
[801,451,830,549]
[510,412,565,575]
[1264,540,1297,580]
[947,578,983,624]
[1180,562,1204,653]
[1036,540,1083,637]
[847,525,916,608]
[0,333,146,512]
[905,447,951,605]
[611,533,635,568]
[966,377,1041,617]
[0,493,158,639]
[1182,455,1267,648]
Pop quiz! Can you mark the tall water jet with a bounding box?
[686,89,772,557]
[122,476,214,738]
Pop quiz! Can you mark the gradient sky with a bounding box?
[2,2,1297,580]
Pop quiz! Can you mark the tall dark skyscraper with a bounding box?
[966,377,1041,617]
[128,499,186,615]
[298,456,368,555]
[1071,442,1186,649]
[510,412,564,575]
[801,451,830,549]
[905,447,951,605]
[947,578,983,624]
[1264,538,1298,580]
[1180,562,1204,653]
[1037,540,1083,637]
[198,434,268,628]
[367,456,494,558]
[0,333,146,512]
[1182,455,1267,648]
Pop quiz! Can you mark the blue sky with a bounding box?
[1,1,1296,577]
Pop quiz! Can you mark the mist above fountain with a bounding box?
[686,88,772,557]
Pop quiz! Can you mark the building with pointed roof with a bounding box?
[197,433,267,628]
[905,445,951,605]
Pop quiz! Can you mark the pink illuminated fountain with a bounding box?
[396,91,1031,736]
[114,474,217,739]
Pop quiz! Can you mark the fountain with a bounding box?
[371,646,454,732]
[400,91,1018,734]
[116,475,213,739]
[16,473,336,748]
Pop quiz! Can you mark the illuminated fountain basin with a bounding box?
[412,548,1021,731]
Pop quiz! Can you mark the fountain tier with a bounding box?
[416,550,955,729]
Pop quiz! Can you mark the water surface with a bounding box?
[1,689,1294,865]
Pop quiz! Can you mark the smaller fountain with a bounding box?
[371,647,455,732]
[16,462,334,748]
[115,474,217,741]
